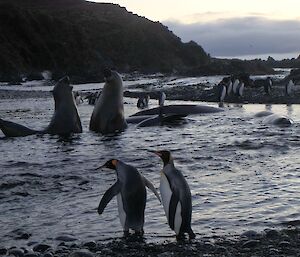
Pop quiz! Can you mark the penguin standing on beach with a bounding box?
[232,78,240,95]
[97,159,161,236]
[226,78,233,96]
[286,79,294,96]
[237,81,245,97]
[217,83,227,103]
[264,77,272,95]
[150,150,195,240]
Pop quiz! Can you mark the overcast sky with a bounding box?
[93,0,300,59]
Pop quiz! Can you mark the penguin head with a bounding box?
[151,150,172,167]
[100,159,118,170]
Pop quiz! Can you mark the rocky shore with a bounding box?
[127,82,300,105]
[1,228,300,257]
[1,81,300,105]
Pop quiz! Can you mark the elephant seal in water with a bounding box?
[0,76,82,137]
[130,104,223,117]
[89,69,127,134]
[46,76,82,134]
[254,111,293,126]
[263,114,293,126]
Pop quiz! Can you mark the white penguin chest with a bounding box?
[160,172,183,235]
[117,193,126,229]
[160,173,172,221]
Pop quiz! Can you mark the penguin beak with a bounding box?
[94,164,106,170]
[148,150,161,157]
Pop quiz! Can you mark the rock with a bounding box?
[16,233,31,240]
[268,248,280,254]
[157,252,174,257]
[264,229,280,239]
[24,253,39,257]
[27,242,39,247]
[203,242,215,250]
[279,241,291,248]
[241,230,261,239]
[42,253,53,257]
[214,246,228,254]
[69,249,94,257]
[8,248,24,257]
[33,244,51,253]
[0,248,7,255]
[82,241,96,250]
[242,240,260,248]
[55,235,77,242]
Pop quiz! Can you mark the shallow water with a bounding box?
[1,91,300,247]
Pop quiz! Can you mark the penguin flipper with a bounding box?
[168,192,180,230]
[142,176,161,202]
[98,181,121,215]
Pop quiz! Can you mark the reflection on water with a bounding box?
[0,96,300,247]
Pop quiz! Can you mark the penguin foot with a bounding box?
[134,229,144,237]
[188,231,196,240]
[176,233,186,241]
[123,230,130,238]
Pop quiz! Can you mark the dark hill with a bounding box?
[0,0,210,82]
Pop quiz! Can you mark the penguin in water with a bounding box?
[150,150,195,240]
[97,159,161,237]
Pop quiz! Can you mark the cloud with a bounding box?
[164,16,300,58]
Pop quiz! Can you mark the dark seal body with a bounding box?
[89,70,127,134]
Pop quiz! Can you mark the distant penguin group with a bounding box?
[216,76,245,104]
[98,150,195,240]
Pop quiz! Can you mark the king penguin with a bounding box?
[217,83,226,103]
[97,159,161,236]
[286,79,294,96]
[151,150,195,240]
[232,78,240,95]
[237,81,244,97]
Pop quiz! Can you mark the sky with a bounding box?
[93,0,300,59]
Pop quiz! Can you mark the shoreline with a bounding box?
[1,84,300,105]
[1,227,299,257]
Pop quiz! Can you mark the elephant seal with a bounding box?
[136,114,187,127]
[130,104,223,117]
[45,76,82,134]
[254,111,293,126]
[263,114,293,126]
[0,76,82,137]
[254,111,273,118]
[89,69,127,134]
[0,119,37,137]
